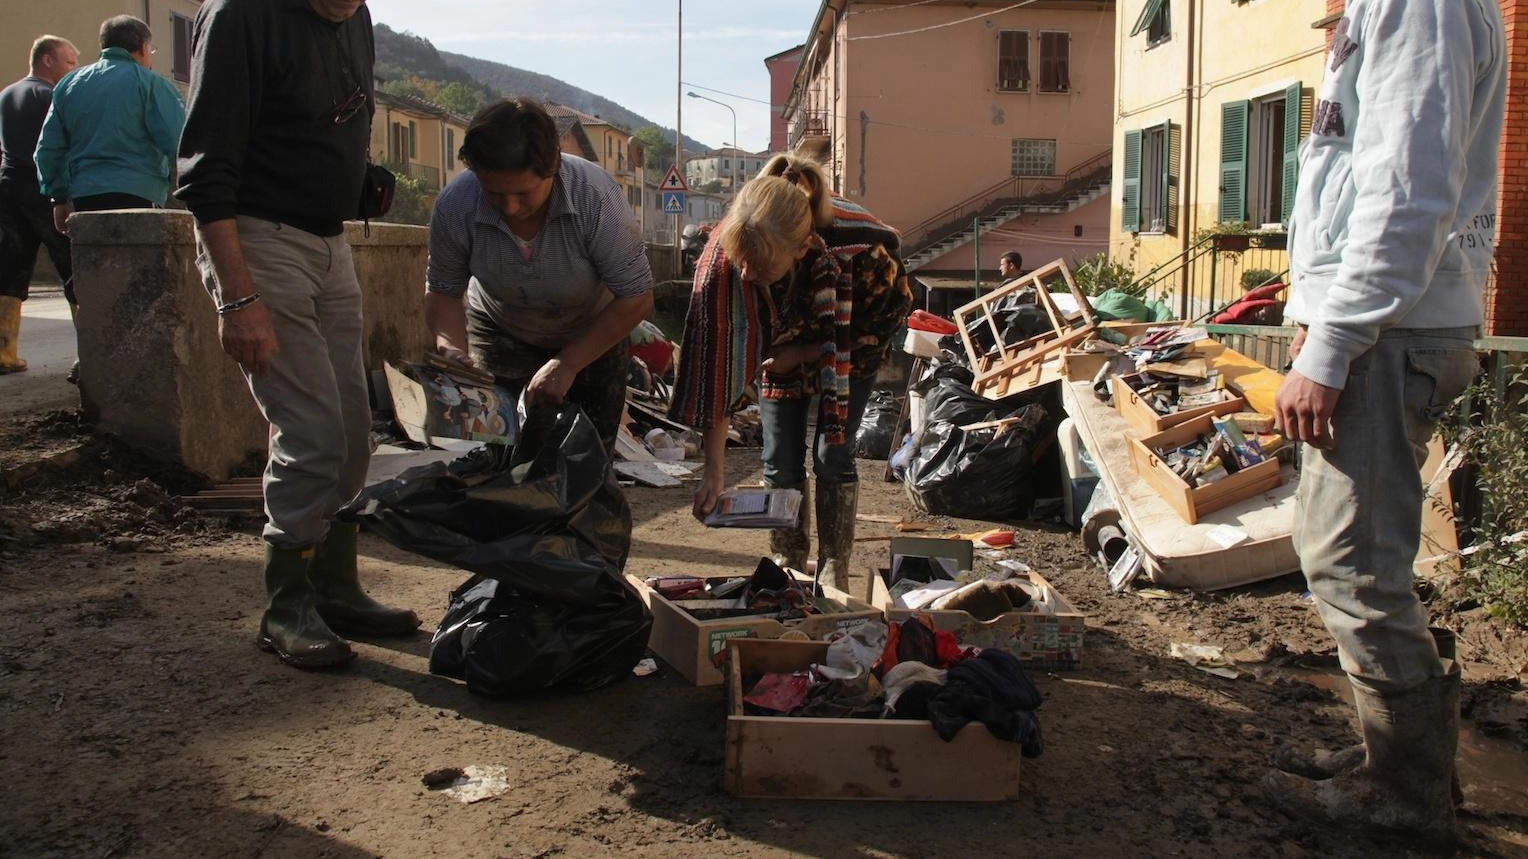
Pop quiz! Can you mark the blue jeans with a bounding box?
[1294,327,1477,693]
[759,378,875,487]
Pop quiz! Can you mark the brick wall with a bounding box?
[1492,0,1528,336]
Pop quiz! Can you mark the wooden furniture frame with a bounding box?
[953,259,1098,399]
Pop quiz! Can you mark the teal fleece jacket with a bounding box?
[1285,0,1506,390]
[34,48,185,204]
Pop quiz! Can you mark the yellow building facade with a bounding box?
[1110,0,1328,315]
[372,91,470,196]
[5,1,203,95]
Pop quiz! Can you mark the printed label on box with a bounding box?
[707,627,757,658]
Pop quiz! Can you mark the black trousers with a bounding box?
[0,175,71,303]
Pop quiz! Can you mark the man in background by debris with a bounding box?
[0,35,78,374]
[1269,0,1505,842]
[177,0,418,670]
[998,250,1022,282]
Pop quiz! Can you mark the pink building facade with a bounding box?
[765,45,805,154]
[783,0,1116,278]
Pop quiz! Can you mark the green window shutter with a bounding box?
[1122,129,1142,233]
[408,121,417,158]
[1163,120,1180,235]
[1281,82,1302,225]
[1219,100,1248,224]
[1130,0,1166,36]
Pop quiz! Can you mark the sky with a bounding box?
[363,0,824,153]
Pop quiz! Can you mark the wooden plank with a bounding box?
[613,462,683,487]
[615,425,657,462]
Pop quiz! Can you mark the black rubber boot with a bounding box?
[815,481,858,593]
[767,481,810,573]
[1261,662,1461,845]
[311,522,420,637]
[257,543,355,669]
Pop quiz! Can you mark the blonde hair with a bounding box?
[758,154,832,229]
[716,176,813,277]
[30,35,74,70]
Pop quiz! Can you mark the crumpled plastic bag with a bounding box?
[853,390,904,460]
[345,405,651,696]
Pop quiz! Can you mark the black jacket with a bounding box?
[175,0,374,237]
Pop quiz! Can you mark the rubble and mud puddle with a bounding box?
[2,412,1527,858]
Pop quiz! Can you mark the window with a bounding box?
[1011,138,1056,176]
[998,30,1030,92]
[1129,0,1171,46]
[408,121,417,159]
[446,129,456,170]
[1122,121,1179,234]
[170,12,193,83]
[390,122,407,162]
[1240,83,1304,226]
[1038,32,1070,93]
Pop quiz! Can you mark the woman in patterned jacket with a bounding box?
[670,154,912,592]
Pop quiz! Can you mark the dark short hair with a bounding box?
[459,98,561,176]
[1000,250,1023,269]
[100,15,151,53]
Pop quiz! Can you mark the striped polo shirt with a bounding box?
[426,154,653,377]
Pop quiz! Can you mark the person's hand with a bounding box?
[52,202,73,236]
[434,343,475,368]
[692,463,727,521]
[1288,327,1307,361]
[1274,368,1341,450]
[525,356,574,407]
[762,342,820,376]
[218,299,279,376]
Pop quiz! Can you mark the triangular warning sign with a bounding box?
[659,165,688,192]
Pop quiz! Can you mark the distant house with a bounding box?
[642,180,724,245]
[764,45,804,153]
[372,89,471,197]
[684,148,770,192]
[544,103,646,224]
[781,0,1116,278]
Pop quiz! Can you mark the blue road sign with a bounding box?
[662,191,686,215]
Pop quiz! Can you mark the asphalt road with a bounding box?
[0,289,78,419]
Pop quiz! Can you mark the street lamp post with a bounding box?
[686,91,738,194]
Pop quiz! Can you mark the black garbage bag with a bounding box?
[854,391,904,459]
[344,406,651,696]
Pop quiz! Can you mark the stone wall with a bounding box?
[68,211,431,480]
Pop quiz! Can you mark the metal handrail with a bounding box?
[902,148,1113,254]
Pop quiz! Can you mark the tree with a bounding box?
[633,126,671,173]
[380,163,433,226]
[380,78,428,101]
[435,81,486,117]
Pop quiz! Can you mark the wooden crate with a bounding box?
[627,574,881,686]
[953,259,1097,399]
[1110,372,1249,436]
[1060,321,1187,382]
[870,568,1085,669]
[723,638,1023,801]
[1127,414,1283,524]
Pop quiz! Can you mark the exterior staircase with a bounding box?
[900,150,1113,272]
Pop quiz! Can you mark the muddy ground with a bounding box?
[2,411,1527,859]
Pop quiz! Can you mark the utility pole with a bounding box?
[973,216,981,299]
[674,0,684,255]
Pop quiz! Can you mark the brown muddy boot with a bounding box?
[767,481,810,573]
[0,296,28,374]
[311,522,420,637]
[1261,662,1461,845]
[815,480,858,593]
[257,543,355,669]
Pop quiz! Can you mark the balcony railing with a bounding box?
[787,109,828,151]
[402,162,441,191]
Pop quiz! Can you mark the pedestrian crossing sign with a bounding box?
[662,191,686,215]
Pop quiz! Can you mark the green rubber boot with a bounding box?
[767,481,811,573]
[815,481,858,593]
[257,543,355,669]
[311,522,420,637]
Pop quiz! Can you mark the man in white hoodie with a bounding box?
[1268,0,1505,841]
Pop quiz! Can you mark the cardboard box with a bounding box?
[723,638,1023,800]
[628,573,881,686]
[1110,372,1247,436]
[870,567,1086,670]
[1127,413,1284,524]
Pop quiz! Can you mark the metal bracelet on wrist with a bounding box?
[216,292,262,316]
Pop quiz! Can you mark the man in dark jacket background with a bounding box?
[176,0,418,670]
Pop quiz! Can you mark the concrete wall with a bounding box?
[69,211,431,480]
[921,193,1111,274]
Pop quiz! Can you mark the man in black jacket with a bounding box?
[176,0,418,670]
[0,35,78,373]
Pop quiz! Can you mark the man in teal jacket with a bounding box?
[34,15,184,235]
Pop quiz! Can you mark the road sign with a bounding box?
[659,165,688,192]
[662,191,686,215]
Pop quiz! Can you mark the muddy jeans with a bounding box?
[1294,327,1478,693]
[197,216,371,548]
[759,378,875,487]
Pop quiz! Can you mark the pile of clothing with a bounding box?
[739,617,1044,757]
